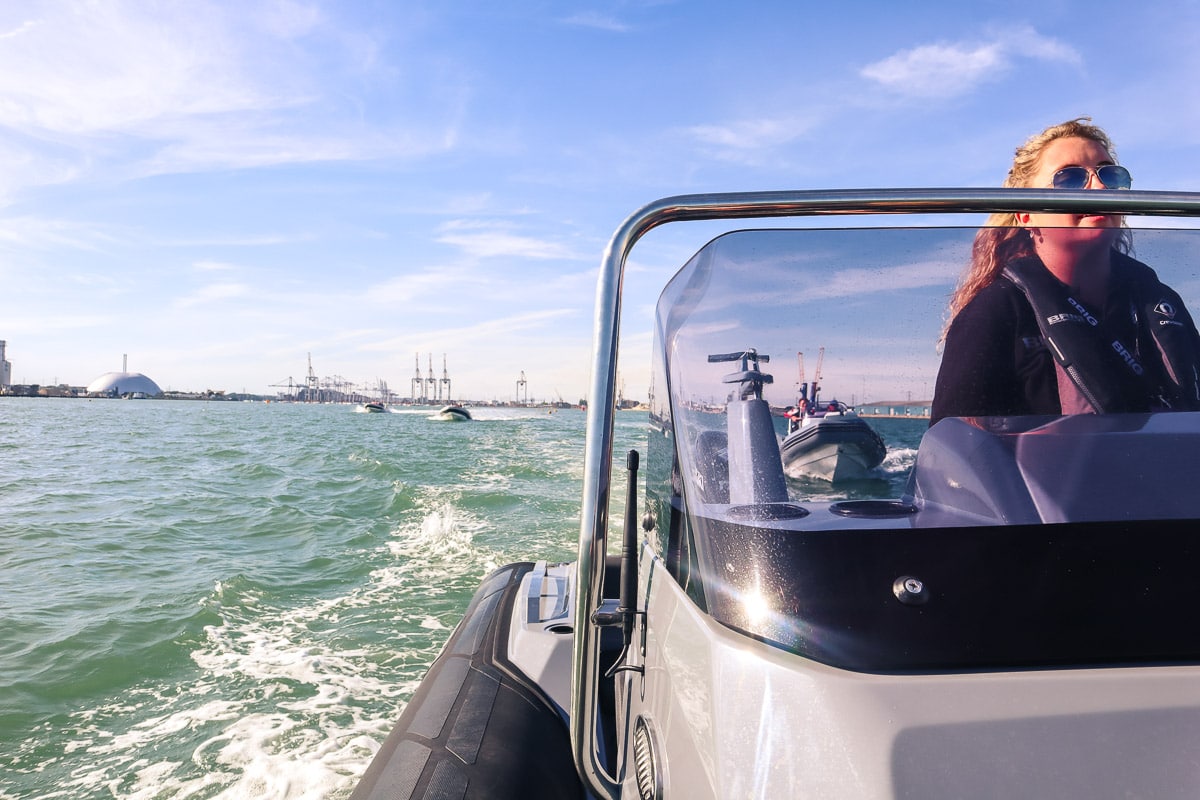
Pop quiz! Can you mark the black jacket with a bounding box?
[931,253,1200,425]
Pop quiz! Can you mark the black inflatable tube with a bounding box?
[349,563,586,800]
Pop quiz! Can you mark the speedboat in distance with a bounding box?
[351,188,1200,799]
[432,404,471,421]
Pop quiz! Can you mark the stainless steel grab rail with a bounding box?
[570,188,1200,798]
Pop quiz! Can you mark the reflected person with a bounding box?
[931,117,1200,425]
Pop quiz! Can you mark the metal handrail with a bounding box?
[570,188,1200,798]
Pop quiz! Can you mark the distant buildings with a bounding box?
[0,341,166,398]
[0,340,10,388]
[857,400,931,419]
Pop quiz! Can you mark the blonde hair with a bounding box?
[943,117,1133,333]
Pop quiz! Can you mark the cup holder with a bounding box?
[726,503,810,521]
[829,500,918,519]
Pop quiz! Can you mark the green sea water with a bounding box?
[0,398,924,799]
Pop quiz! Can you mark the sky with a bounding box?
[2,0,1199,403]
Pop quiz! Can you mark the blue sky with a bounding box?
[3,1,1199,401]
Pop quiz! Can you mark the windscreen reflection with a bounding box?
[655,227,1200,530]
[645,225,1200,669]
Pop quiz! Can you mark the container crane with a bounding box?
[426,354,438,402]
[412,354,423,403]
[305,353,319,402]
[270,377,297,400]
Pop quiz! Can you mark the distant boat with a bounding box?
[360,402,387,413]
[433,405,471,421]
[772,345,888,482]
[779,349,885,482]
[780,399,886,481]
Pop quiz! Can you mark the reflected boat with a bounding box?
[780,400,886,481]
[779,352,886,481]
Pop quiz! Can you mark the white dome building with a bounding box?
[86,371,163,398]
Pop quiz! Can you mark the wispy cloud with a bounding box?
[0,1,465,191]
[4,311,116,335]
[173,282,251,308]
[683,115,818,163]
[793,259,958,303]
[860,25,1081,98]
[435,219,579,260]
[364,309,581,367]
[0,19,37,39]
[559,12,631,33]
[0,215,118,251]
[0,4,301,134]
[365,268,479,305]
[687,117,810,149]
[403,308,574,345]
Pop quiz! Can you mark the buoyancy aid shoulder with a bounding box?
[1002,253,1200,413]
[1137,268,1200,410]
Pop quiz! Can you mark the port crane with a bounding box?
[412,354,423,403]
[795,346,825,406]
[426,354,438,402]
[269,377,297,400]
[305,353,319,402]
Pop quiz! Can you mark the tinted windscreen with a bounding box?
[649,226,1200,670]
[656,226,1200,529]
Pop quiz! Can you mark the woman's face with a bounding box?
[1018,136,1124,237]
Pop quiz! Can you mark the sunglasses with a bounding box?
[1051,164,1132,190]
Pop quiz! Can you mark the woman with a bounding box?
[930,118,1200,424]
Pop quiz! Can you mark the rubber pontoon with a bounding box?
[352,187,1200,799]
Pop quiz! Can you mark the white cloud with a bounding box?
[678,112,823,166]
[174,282,251,308]
[358,310,590,398]
[435,220,579,260]
[4,311,115,335]
[372,308,577,354]
[0,1,465,191]
[687,117,811,151]
[0,215,117,250]
[559,12,631,33]
[860,25,1081,98]
[0,3,295,134]
[793,259,957,302]
[366,269,477,304]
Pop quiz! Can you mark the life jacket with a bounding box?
[1002,254,1200,413]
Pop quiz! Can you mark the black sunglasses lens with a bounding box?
[1052,165,1132,189]
[1098,165,1132,189]
[1052,167,1089,189]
